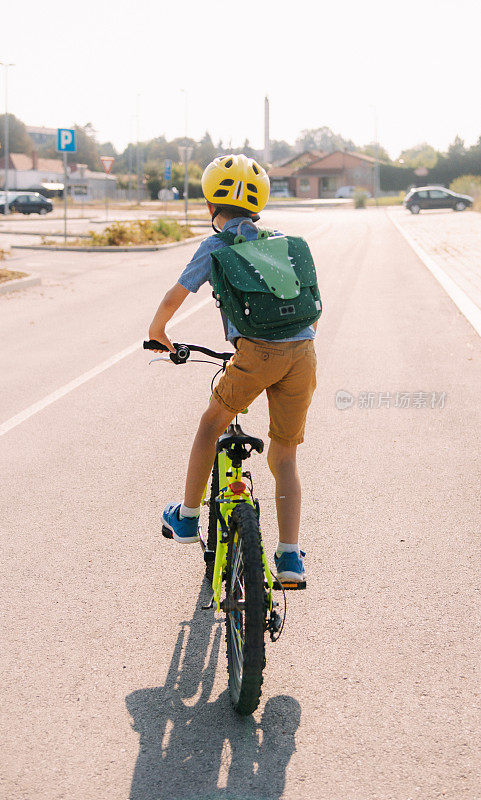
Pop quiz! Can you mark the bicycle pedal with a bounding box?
[272,579,306,590]
[161,525,173,540]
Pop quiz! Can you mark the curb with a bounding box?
[10,233,207,253]
[387,209,481,339]
[0,230,90,238]
[0,274,41,294]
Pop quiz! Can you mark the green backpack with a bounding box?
[210,228,322,340]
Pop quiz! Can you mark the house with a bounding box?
[26,126,57,148]
[0,153,116,201]
[268,150,376,198]
[268,151,326,196]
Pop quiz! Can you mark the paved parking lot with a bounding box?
[388,207,481,310]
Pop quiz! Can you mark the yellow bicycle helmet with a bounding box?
[202,154,270,222]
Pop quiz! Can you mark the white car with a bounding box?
[335,185,372,199]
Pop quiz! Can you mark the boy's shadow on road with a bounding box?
[126,581,301,800]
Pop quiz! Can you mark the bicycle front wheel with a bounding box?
[225,502,266,715]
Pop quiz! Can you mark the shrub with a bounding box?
[354,190,368,208]
[449,175,481,199]
[84,218,191,246]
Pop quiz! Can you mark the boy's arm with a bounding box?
[149,282,190,352]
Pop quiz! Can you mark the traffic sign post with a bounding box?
[100,156,115,222]
[57,129,77,242]
[164,159,172,183]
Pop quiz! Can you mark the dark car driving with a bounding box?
[8,193,53,215]
[404,186,473,214]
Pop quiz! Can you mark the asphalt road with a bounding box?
[1,208,480,800]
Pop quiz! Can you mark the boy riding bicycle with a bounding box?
[148,155,319,582]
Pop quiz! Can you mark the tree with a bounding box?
[144,161,163,199]
[397,143,438,169]
[0,114,33,156]
[270,140,295,163]
[448,135,466,158]
[98,141,117,157]
[295,126,356,154]
[358,142,391,163]
[196,131,217,168]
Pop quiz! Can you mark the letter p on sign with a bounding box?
[57,128,76,153]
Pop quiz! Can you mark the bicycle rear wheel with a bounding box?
[225,502,266,715]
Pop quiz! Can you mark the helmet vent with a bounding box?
[252,163,260,175]
[234,182,243,200]
[224,158,233,168]
[247,195,258,205]
[246,183,258,192]
[213,189,229,198]
[220,179,234,186]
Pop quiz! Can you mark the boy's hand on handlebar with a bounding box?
[148,325,175,353]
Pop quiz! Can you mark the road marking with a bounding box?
[0,295,212,437]
[388,210,481,338]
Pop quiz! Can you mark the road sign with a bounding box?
[100,156,115,174]
[414,166,428,177]
[57,128,76,152]
[164,159,172,181]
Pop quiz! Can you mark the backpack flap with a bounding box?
[230,237,300,299]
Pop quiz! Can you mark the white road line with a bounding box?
[388,210,481,338]
[0,295,212,437]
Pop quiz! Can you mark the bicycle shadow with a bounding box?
[126,580,301,800]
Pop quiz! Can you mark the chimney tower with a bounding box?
[264,95,270,164]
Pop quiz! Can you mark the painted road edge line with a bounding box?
[387,210,481,338]
[0,295,212,437]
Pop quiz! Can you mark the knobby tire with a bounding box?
[225,502,266,715]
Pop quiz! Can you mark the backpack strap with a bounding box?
[214,231,236,246]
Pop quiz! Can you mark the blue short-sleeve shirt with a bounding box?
[178,217,315,343]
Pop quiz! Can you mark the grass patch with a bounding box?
[0,268,28,284]
[366,193,405,207]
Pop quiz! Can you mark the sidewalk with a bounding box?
[388,207,481,311]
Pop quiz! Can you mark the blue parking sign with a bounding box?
[57,128,76,153]
[164,159,172,181]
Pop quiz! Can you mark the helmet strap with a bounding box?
[211,207,222,233]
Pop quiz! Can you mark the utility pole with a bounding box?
[371,106,380,205]
[178,90,192,224]
[136,94,141,204]
[1,62,14,216]
[264,95,270,164]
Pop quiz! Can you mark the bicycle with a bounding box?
[144,339,305,715]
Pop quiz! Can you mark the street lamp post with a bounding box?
[178,144,193,224]
[1,62,14,216]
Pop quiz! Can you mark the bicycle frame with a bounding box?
[202,419,275,613]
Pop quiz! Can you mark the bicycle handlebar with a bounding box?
[143,340,234,364]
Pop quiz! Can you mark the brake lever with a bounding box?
[148,356,174,364]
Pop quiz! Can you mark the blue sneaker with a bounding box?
[162,502,200,544]
[274,549,306,582]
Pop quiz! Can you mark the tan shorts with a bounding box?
[213,337,317,446]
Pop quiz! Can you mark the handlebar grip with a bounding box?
[143,340,169,351]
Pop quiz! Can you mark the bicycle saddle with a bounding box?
[216,423,264,461]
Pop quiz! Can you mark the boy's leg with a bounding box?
[183,395,236,508]
[162,395,236,543]
[266,439,301,545]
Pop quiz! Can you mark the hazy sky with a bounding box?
[2,0,480,158]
